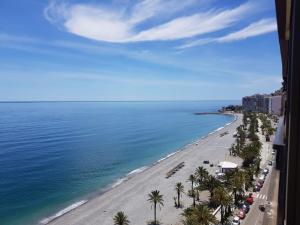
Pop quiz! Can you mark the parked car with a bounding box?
[237,200,250,213]
[258,175,265,184]
[237,210,246,219]
[256,182,263,188]
[263,168,269,175]
[242,204,250,213]
[203,160,209,164]
[231,216,240,225]
[246,194,254,205]
[259,174,266,180]
[254,185,261,192]
[268,160,273,166]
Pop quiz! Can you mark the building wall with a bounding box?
[264,96,271,114]
[271,95,282,115]
[242,94,282,115]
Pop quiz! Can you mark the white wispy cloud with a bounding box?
[128,0,198,24]
[0,33,38,44]
[218,18,277,42]
[178,18,277,49]
[44,0,257,43]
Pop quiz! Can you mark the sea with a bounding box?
[0,101,238,225]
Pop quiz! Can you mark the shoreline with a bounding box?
[42,113,240,225]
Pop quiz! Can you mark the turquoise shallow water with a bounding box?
[0,101,238,225]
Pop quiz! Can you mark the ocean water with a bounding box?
[0,101,238,225]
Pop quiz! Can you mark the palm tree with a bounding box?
[245,167,255,190]
[148,190,164,224]
[182,205,217,225]
[113,211,130,225]
[202,175,221,199]
[195,166,209,184]
[188,174,196,207]
[195,167,209,202]
[188,190,196,208]
[181,218,194,225]
[230,170,247,205]
[211,187,232,224]
[240,143,261,167]
[188,174,195,191]
[175,182,184,208]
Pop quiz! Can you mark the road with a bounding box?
[240,163,273,225]
[240,118,275,225]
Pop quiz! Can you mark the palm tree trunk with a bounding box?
[221,205,224,225]
[154,202,157,224]
[177,191,180,207]
[193,196,195,207]
[234,189,237,205]
[191,180,195,207]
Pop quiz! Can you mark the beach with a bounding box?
[45,113,243,225]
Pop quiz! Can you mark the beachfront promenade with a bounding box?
[47,114,243,225]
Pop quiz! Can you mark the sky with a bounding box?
[0,0,282,101]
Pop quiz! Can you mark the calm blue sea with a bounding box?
[0,101,238,225]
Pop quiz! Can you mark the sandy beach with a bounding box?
[45,113,243,225]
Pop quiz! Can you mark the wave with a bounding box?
[127,166,149,176]
[40,200,88,224]
[156,151,179,163]
[111,177,128,188]
[111,166,149,189]
[216,126,224,131]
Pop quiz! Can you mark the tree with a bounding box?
[188,175,196,207]
[182,205,218,225]
[195,167,209,202]
[211,187,232,224]
[195,166,209,186]
[240,142,261,167]
[195,166,209,182]
[230,170,247,205]
[181,207,194,225]
[188,174,195,191]
[148,190,164,224]
[188,189,196,208]
[245,167,255,190]
[201,175,221,199]
[243,112,248,125]
[175,182,184,208]
[113,212,130,225]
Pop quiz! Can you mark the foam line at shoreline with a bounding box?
[40,200,88,225]
[40,113,237,225]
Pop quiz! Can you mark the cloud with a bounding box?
[44,0,257,43]
[0,33,38,44]
[178,18,277,48]
[218,18,277,42]
[128,0,198,24]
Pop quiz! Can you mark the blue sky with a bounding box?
[0,0,282,101]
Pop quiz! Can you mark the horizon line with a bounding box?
[0,99,241,103]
